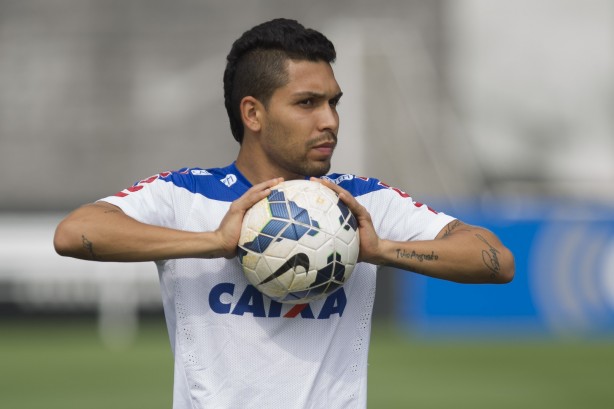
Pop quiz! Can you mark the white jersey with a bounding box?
[100,162,454,409]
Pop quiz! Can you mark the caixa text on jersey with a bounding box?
[208,283,347,319]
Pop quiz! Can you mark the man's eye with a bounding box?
[329,98,340,108]
[299,99,314,106]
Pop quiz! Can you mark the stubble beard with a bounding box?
[294,131,337,177]
[276,150,332,178]
[300,159,332,178]
[265,123,335,178]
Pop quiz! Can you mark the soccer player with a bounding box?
[54,18,514,409]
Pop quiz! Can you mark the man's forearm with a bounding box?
[53,202,223,262]
[376,226,515,284]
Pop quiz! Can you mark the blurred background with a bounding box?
[1,0,613,408]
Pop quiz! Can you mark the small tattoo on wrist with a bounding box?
[395,249,439,262]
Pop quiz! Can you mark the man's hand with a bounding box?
[212,177,284,258]
[311,177,383,264]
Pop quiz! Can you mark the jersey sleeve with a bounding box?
[363,188,455,242]
[333,175,456,242]
[97,171,179,229]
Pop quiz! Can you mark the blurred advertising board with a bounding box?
[398,198,614,338]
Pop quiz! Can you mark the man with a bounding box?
[54,18,514,409]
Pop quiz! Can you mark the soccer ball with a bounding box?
[237,179,360,304]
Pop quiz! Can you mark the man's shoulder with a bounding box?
[149,164,248,201]
[322,173,389,197]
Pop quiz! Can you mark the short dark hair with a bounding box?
[223,18,337,143]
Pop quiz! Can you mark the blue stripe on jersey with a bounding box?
[155,163,251,202]
[323,173,388,197]
[154,163,388,202]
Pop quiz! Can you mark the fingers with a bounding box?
[235,177,284,211]
[311,177,381,264]
[214,177,284,258]
[311,176,348,198]
[310,177,364,216]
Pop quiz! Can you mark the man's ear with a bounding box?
[240,96,263,133]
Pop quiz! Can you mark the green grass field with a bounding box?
[1,317,613,408]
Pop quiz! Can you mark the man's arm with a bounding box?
[54,178,283,262]
[314,178,514,284]
[374,220,514,283]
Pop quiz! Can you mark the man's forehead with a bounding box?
[282,59,341,95]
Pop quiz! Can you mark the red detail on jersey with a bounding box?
[139,175,158,184]
[114,185,144,197]
[414,202,438,214]
[116,171,174,198]
[377,181,438,213]
[128,185,144,193]
[284,304,308,318]
[356,176,370,181]
[138,171,172,185]
[377,181,410,198]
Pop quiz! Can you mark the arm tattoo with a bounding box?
[88,203,121,214]
[396,249,439,262]
[81,235,99,261]
[476,234,500,279]
[441,220,470,238]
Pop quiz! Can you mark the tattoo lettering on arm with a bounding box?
[396,249,439,262]
[81,235,99,261]
[441,220,469,239]
[476,233,500,280]
[88,202,121,215]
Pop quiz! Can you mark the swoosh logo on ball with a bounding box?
[258,253,310,285]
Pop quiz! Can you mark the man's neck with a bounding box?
[235,146,302,185]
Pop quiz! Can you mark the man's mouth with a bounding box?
[312,142,336,155]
